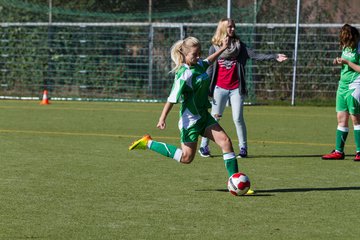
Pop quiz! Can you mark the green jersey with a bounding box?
[336,43,360,114]
[167,59,212,131]
[339,46,360,87]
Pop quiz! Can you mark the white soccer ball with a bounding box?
[227,172,251,196]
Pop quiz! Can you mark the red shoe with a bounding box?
[321,150,345,160]
[354,152,360,162]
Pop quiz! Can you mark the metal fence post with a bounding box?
[227,0,231,18]
[148,24,153,92]
[291,0,301,106]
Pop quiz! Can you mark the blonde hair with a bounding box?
[170,36,201,73]
[212,18,239,46]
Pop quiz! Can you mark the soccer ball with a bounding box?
[227,172,250,196]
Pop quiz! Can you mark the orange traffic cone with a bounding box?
[40,90,50,105]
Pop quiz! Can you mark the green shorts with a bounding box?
[336,84,360,114]
[179,111,217,143]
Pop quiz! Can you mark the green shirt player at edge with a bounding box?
[322,24,360,161]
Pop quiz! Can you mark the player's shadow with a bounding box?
[197,186,360,197]
[196,188,272,197]
[256,186,360,193]
[253,154,323,159]
[208,154,352,159]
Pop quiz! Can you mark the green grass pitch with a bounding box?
[1,100,360,239]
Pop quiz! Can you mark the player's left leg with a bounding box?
[204,123,255,195]
[203,123,238,177]
[348,84,360,161]
[353,123,360,161]
[350,114,360,161]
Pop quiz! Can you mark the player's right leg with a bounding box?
[322,96,349,160]
[129,134,183,162]
[129,124,198,164]
[129,134,152,150]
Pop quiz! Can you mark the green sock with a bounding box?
[354,127,360,152]
[223,152,238,177]
[335,127,348,152]
[149,140,182,162]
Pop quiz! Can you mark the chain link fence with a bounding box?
[0,0,358,104]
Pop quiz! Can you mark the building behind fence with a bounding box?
[0,0,358,104]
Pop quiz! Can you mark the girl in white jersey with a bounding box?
[322,24,360,161]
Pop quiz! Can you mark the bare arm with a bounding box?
[335,57,360,73]
[157,101,174,130]
[247,48,288,62]
[206,37,229,63]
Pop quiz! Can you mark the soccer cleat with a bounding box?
[321,150,345,160]
[245,189,255,195]
[128,134,152,150]
[237,147,248,158]
[198,146,211,157]
[354,152,360,162]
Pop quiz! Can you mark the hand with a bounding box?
[276,54,288,62]
[157,119,166,130]
[339,58,348,64]
[221,36,230,49]
[333,57,343,65]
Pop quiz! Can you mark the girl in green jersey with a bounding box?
[322,24,360,161]
[129,36,254,193]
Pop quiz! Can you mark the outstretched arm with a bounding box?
[247,48,287,62]
[157,101,174,130]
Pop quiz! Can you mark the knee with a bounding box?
[223,136,232,146]
[180,153,194,164]
[219,135,232,149]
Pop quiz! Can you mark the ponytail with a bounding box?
[170,39,185,73]
[170,36,201,73]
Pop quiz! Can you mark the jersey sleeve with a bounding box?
[199,59,210,69]
[247,47,277,60]
[167,68,192,103]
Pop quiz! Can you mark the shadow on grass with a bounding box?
[196,188,273,197]
[196,186,360,197]
[211,154,324,159]
[256,186,360,193]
